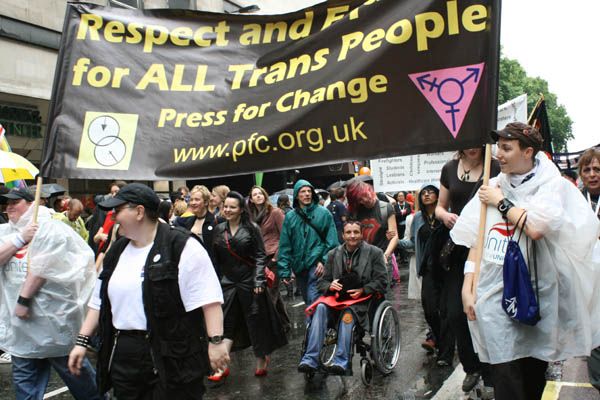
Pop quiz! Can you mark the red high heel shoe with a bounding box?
[208,368,230,382]
[254,356,270,377]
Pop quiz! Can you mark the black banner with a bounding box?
[42,0,501,180]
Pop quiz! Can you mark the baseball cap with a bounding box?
[0,187,35,202]
[491,122,543,149]
[98,183,160,211]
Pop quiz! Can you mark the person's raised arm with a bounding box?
[0,223,38,265]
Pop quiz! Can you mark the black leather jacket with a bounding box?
[212,221,267,291]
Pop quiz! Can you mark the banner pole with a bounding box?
[32,176,43,224]
[471,144,492,298]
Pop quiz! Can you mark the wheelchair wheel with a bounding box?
[360,358,373,386]
[371,301,401,375]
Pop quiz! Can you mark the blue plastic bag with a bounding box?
[501,216,540,326]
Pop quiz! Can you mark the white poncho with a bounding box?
[450,153,600,364]
[0,204,96,358]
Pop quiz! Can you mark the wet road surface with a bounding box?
[0,266,456,399]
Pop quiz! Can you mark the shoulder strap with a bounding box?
[294,208,327,243]
[224,229,255,267]
[526,228,541,319]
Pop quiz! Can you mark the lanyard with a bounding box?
[588,192,600,216]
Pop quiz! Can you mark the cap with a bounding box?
[98,183,160,212]
[0,187,34,202]
[491,122,543,149]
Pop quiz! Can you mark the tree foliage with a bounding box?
[498,55,573,152]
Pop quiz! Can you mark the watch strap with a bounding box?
[208,335,223,344]
[17,296,32,307]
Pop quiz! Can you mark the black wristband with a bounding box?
[75,334,94,350]
[497,198,515,217]
[17,296,32,307]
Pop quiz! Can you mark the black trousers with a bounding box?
[441,264,484,376]
[491,357,548,400]
[421,267,454,362]
[111,332,205,400]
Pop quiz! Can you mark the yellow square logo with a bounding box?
[77,112,138,170]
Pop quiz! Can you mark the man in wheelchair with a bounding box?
[298,220,388,376]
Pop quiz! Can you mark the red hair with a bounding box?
[345,181,375,215]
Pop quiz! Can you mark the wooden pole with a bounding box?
[471,144,493,298]
[32,176,43,224]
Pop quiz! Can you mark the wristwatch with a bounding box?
[497,198,514,217]
[208,335,224,345]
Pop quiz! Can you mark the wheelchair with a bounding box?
[301,296,401,386]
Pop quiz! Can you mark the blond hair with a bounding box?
[190,185,211,204]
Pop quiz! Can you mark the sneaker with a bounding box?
[0,353,11,364]
[421,339,436,354]
[462,372,481,392]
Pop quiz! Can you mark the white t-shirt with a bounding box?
[89,237,223,330]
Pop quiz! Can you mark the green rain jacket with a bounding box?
[277,179,339,278]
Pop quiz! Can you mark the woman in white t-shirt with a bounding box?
[68,183,229,399]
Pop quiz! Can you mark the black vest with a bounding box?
[97,223,209,393]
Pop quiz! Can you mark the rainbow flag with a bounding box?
[0,124,27,189]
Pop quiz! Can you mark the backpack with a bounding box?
[501,214,540,326]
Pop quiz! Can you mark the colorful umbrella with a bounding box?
[0,150,38,184]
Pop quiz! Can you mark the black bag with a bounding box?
[334,270,362,301]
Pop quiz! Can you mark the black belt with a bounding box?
[117,329,148,337]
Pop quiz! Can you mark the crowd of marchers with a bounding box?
[0,124,599,400]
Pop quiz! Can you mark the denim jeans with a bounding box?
[300,304,355,369]
[296,265,320,305]
[12,355,102,400]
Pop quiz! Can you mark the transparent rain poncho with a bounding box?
[0,204,96,358]
[451,153,600,364]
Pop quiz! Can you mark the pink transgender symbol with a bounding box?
[409,62,485,138]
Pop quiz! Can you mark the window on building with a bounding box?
[109,0,142,9]
[0,105,42,138]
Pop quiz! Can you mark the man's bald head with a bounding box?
[67,199,84,221]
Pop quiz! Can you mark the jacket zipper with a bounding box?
[107,330,120,372]
[146,332,158,375]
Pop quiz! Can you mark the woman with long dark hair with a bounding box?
[209,192,287,382]
[248,186,291,332]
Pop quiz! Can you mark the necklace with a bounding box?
[425,212,437,228]
[460,169,471,182]
[460,160,481,182]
